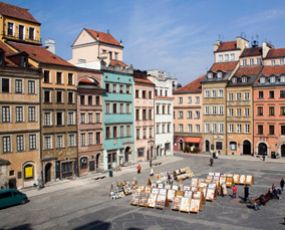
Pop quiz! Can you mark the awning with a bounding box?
[183,137,201,144]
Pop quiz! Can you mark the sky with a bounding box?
[7,0,285,84]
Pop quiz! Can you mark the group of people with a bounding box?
[136,163,154,177]
[231,184,249,201]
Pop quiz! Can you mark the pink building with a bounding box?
[77,69,105,176]
[253,48,285,158]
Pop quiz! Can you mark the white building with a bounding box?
[147,70,174,157]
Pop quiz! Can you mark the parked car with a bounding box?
[0,189,28,209]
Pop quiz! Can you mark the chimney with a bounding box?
[213,40,221,52]
[262,42,273,59]
[44,39,56,54]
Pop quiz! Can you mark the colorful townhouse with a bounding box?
[253,46,285,158]
[147,70,174,158]
[0,41,41,189]
[133,70,155,162]
[76,68,105,176]
[173,76,204,153]
[202,37,248,155]
[226,43,263,155]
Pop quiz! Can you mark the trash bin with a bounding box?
[109,169,113,177]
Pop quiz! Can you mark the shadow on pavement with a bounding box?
[7,224,32,230]
[73,220,111,230]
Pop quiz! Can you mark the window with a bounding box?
[237,124,242,133]
[178,111,183,119]
[242,77,247,83]
[106,127,110,139]
[148,109,152,120]
[29,134,36,150]
[126,85,130,94]
[257,107,263,116]
[245,124,250,133]
[80,113,85,124]
[142,109,147,120]
[96,96,100,105]
[136,129,140,140]
[228,124,233,133]
[195,96,200,104]
[7,22,14,36]
[127,125,131,137]
[43,70,50,83]
[56,91,63,103]
[113,126,117,138]
[56,72,62,84]
[96,113,100,123]
[269,125,275,135]
[281,125,285,135]
[250,58,254,65]
[68,134,76,147]
[230,142,237,151]
[88,113,93,123]
[149,128,153,138]
[195,124,200,133]
[245,108,250,117]
[179,124,183,132]
[113,84,117,93]
[80,95,85,105]
[142,90,146,99]
[195,111,200,119]
[258,91,264,99]
[106,103,110,113]
[207,72,213,79]
[217,72,223,79]
[56,135,64,148]
[188,124,193,132]
[244,92,250,101]
[237,108,241,117]
[188,111,192,119]
[280,107,285,116]
[225,54,229,61]
[2,106,10,123]
[120,126,124,137]
[96,132,100,144]
[28,80,35,94]
[43,112,52,126]
[68,92,74,104]
[88,96,92,105]
[179,97,183,104]
[68,112,75,125]
[257,58,262,65]
[280,90,285,98]
[126,104,130,114]
[205,123,210,133]
[162,105,165,114]
[106,83,110,92]
[28,27,34,40]
[88,132,93,145]
[56,112,63,125]
[68,73,73,85]
[3,136,11,153]
[230,53,235,60]
[269,107,275,116]
[232,77,237,84]
[2,78,9,93]
[237,93,241,101]
[16,106,23,122]
[113,103,117,114]
[205,90,210,98]
[216,142,223,150]
[137,148,144,157]
[228,108,233,117]
[15,79,23,93]
[18,25,24,40]
[28,106,36,122]
[149,91,152,99]
[44,135,52,150]
[269,91,275,99]
[81,133,86,146]
[258,125,263,135]
[270,76,276,83]
[44,91,51,103]
[120,103,124,114]
[218,55,223,62]
[242,59,247,66]
[212,90,217,97]
[271,60,276,66]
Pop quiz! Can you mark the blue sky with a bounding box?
[7,0,285,84]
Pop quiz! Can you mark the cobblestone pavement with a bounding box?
[1,154,285,230]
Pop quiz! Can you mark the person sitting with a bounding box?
[272,188,280,199]
[253,201,261,211]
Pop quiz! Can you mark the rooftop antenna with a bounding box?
[218,34,222,41]
[107,29,110,34]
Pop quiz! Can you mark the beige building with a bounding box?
[0,41,41,189]
[202,37,248,155]
[134,70,155,162]
[173,76,204,153]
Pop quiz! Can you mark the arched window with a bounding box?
[24,164,34,180]
[80,157,88,169]
[229,141,237,151]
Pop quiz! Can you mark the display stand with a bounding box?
[233,174,240,184]
[239,175,246,185]
[147,193,157,208]
[226,176,233,188]
[245,175,254,185]
[155,194,166,209]
[179,197,191,213]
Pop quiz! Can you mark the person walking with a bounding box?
[244,184,249,202]
[232,184,238,198]
[280,178,284,191]
[136,164,142,174]
[209,157,214,167]
[149,167,154,176]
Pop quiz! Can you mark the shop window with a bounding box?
[216,142,223,150]
[80,157,88,169]
[24,164,34,180]
[229,142,237,151]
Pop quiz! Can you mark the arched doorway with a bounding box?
[45,163,52,183]
[179,140,184,151]
[258,143,267,155]
[205,140,210,152]
[243,140,251,155]
[125,147,131,162]
[281,145,285,157]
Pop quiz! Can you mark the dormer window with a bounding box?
[270,76,276,83]
[18,25,25,40]
[217,72,223,79]
[7,22,14,36]
[218,54,223,62]
[232,77,237,84]
[242,59,247,66]
[207,72,213,79]
[271,60,276,66]
[20,55,27,68]
[230,53,235,60]
[250,58,254,65]
[257,58,262,65]
[28,27,35,40]
[260,77,265,84]
[281,75,285,83]
[0,51,4,67]
[242,77,247,83]
[281,58,285,65]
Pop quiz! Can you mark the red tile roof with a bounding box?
[85,28,122,47]
[7,41,73,67]
[0,2,40,24]
[109,59,127,68]
[0,40,17,67]
[174,75,204,94]
[210,61,238,72]
[265,48,285,59]
[240,47,262,57]
[216,41,238,52]
[134,77,155,86]
[261,66,285,76]
[235,65,263,77]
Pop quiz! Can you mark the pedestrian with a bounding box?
[262,154,266,161]
[149,167,154,176]
[280,178,284,191]
[244,184,249,202]
[232,184,237,198]
[136,164,141,174]
[209,157,214,166]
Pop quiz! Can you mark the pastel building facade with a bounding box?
[173,76,204,152]
[134,70,155,162]
[147,70,174,157]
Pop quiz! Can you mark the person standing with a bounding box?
[136,164,142,174]
[280,178,284,191]
[149,167,154,176]
[244,184,249,202]
[232,184,238,198]
[210,157,214,166]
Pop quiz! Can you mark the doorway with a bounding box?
[258,143,267,155]
[205,140,210,152]
[45,163,52,183]
[281,144,285,157]
[243,140,251,155]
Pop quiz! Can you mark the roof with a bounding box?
[85,28,122,47]
[8,41,74,67]
[265,48,285,59]
[216,41,238,52]
[240,47,262,57]
[109,59,127,68]
[0,40,20,67]
[174,75,204,94]
[134,77,155,86]
[210,61,238,72]
[0,2,40,24]
[234,65,263,77]
[261,66,285,76]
